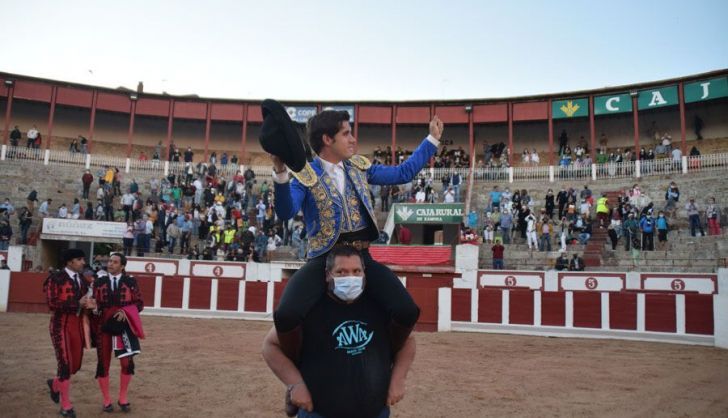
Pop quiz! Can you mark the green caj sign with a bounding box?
[638,86,678,110]
[594,93,633,115]
[552,98,588,119]
[393,203,464,224]
[684,77,728,103]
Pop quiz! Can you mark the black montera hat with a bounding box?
[61,248,86,264]
[259,99,307,172]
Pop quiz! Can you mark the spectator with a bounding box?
[539,218,552,252]
[451,172,462,202]
[397,225,412,245]
[672,147,682,169]
[1,198,15,216]
[578,215,592,245]
[71,199,81,219]
[27,125,39,148]
[81,170,94,200]
[79,135,88,154]
[39,198,52,218]
[569,253,585,271]
[83,202,93,220]
[656,211,669,250]
[521,149,530,165]
[694,115,704,140]
[491,238,505,269]
[607,220,619,250]
[483,213,494,244]
[499,208,513,245]
[530,148,540,165]
[544,189,555,219]
[525,211,538,250]
[167,221,180,254]
[380,185,391,212]
[639,210,655,251]
[555,252,569,270]
[664,182,680,214]
[18,205,32,244]
[558,130,568,155]
[489,186,502,211]
[685,198,705,237]
[706,197,721,236]
[133,217,147,256]
[10,125,21,147]
[596,193,609,228]
[122,223,134,256]
[0,220,12,250]
[442,187,455,203]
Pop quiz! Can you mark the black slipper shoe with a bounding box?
[47,379,59,404]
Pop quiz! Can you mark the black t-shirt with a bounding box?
[300,293,392,418]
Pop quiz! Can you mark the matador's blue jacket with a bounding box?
[274,137,437,258]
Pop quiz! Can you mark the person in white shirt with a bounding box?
[443,187,455,203]
[531,149,540,165]
[121,193,135,223]
[39,199,52,217]
[672,147,682,164]
[579,200,591,217]
[27,125,39,148]
[415,188,426,203]
[57,204,68,219]
[256,200,266,228]
[521,149,530,165]
[525,212,538,250]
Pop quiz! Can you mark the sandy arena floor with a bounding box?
[1,313,727,417]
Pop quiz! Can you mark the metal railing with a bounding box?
[2,145,727,185]
[595,160,635,180]
[512,165,550,182]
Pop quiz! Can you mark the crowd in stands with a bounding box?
[451,179,722,270]
[5,160,308,262]
[372,143,474,168]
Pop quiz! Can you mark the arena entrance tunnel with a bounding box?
[38,218,124,270]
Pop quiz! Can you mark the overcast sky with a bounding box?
[1,0,726,102]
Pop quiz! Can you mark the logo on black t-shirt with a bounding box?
[333,320,374,356]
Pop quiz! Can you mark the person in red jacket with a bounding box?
[81,170,94,200]
[491,239,505,269]
[93,252,144,413]
[397,224,412,245]
[45,248,95,418]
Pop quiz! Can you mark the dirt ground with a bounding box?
[1,313,727,418]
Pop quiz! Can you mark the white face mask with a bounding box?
[332,276,364,302]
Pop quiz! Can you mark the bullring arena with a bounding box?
[1,68,728,417]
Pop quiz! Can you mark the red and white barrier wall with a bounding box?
[0,257,286,321]
[1,243,726,349]
[440,268,728,348]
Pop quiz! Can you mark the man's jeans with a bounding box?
[540,234,552,251]
[0,240,8,250]
[500,227,511,244]
[493,258,504,269]
[689,214,704,236]
[579,233,591,245]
